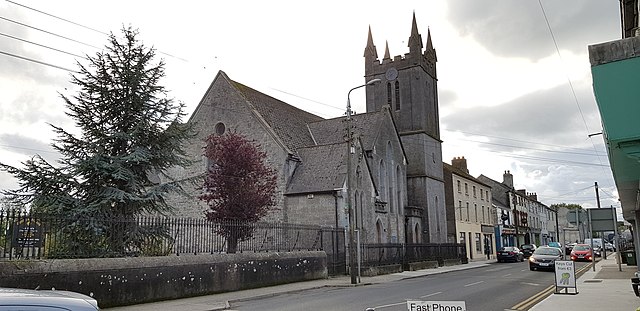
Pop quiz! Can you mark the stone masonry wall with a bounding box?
[0,251,327,308]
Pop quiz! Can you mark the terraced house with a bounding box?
[443,157,496,261]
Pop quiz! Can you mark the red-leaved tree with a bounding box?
[199,132,277,253]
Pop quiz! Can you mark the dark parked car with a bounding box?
[0,287,100,310]
[529,246,563,271]
[497,246,524,262]
[520,244,537,258]
[570,244,593,262]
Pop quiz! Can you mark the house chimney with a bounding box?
[503,170,514,188]
[528,192,538,201]
[451,156,469,173]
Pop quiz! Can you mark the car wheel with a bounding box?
[530,266,535,271]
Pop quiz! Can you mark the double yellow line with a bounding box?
[509,264,592,310]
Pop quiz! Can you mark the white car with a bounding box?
[0,287,99,310]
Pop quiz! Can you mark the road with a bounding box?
[230,260,591,311]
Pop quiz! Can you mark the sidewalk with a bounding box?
[530,253,639,311]
[106,255,640,311]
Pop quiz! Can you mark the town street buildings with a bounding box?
[443,157,496,261]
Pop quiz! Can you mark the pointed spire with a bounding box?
[426,28,433,50]
[411,11,420,37]
[425,27,437,63]
[408,11,423,55]
[364,25,378,59]
[383,41,390,60]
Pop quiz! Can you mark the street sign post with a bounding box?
[407,301,466,311]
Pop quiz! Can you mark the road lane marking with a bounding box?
[420,291,442,298]
[371,292,444,310]
[372,301,405,309]
[521,282,540,286]
[511,263,593,310]
[464,281,485,287]
[511,284,555,310]
[504,273,512,277]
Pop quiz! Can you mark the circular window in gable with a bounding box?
[214,122,226,135]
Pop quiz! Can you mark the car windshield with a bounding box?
[521,245,534,249]
[501,247,517,251]
[534,248,560,256]
[573,245,591,251]
[548,242,561,247]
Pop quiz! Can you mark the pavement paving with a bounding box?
[105,253,640,311]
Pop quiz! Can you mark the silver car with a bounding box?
[0,287,99,310]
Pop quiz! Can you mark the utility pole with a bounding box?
[345,79,380,285]
[595,181,606,259]
[507,190,518,246]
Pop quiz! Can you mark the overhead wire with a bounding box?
[0,50,78,73]
[0,16,101,50]
[5,0,109,35]
[0,32,88,59]
[537,0,612,181]
[1,1,618,202]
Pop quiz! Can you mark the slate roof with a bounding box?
[230,80,324,153]
[477,174,511,209]
[308,111,384,150]
[443,163,492,188]
[286,143,347,194]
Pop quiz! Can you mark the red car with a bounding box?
[570,244,593,261]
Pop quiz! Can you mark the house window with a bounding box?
[459,232,466,244]
[465,202,470,221]
[387,83,392,106]
[458,200,463,221]
[473,186,477,198]
[481,190,484,200]
[395,81,400,110]
[475,233,482,253]
[474,204,478,222]
[457,180,461,193]
[482,206,485,223]
[465,183,468,195]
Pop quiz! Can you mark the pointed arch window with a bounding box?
[394,81,400,110]
[386,141,394,213]
[379,160,387,202]
[396,165,402,214]
[386,82,392,107]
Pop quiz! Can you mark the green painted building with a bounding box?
[588,1,640,253]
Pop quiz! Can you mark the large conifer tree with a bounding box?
[0,27,193,256]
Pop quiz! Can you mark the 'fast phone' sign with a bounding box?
[407,301,466,311]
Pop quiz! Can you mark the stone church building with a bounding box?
[167,14,446,244]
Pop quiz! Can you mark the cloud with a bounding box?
[442,82,599,146]
[445,0,620,60]
[0,133,59,162]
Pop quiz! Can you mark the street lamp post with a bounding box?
[346,78,380,285]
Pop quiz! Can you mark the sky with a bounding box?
[0,1,624,218]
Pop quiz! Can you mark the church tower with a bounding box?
[363,13,446,243]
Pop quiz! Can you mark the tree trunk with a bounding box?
[227,235,238,254]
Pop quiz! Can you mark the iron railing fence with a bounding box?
[360,243,467,268]
[0,209,345,261]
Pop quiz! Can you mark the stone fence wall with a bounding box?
[0,251,327,308]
